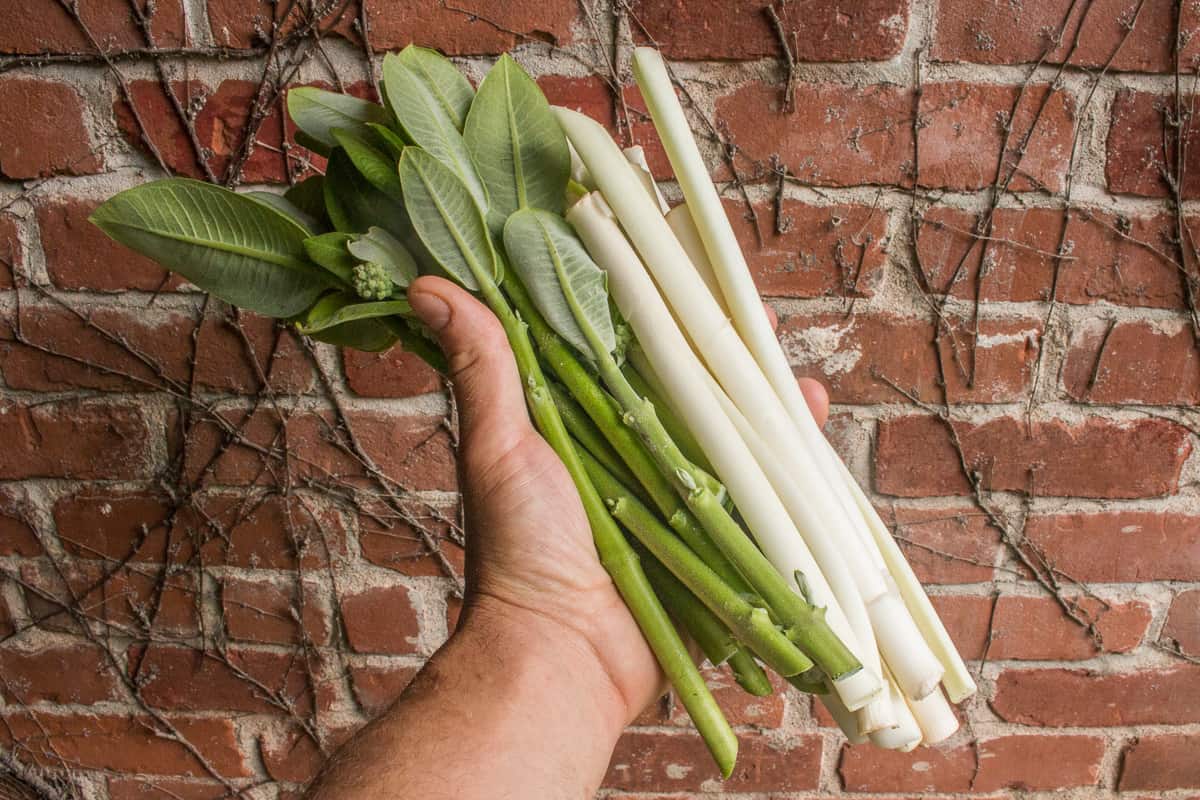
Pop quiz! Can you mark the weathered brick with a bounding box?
[0,490,41,557]
[0,400,160,480]
[342,346,441,398]
[365,0,579,54]
[729,198,888,299]
[1162,589,1200,657]
[0,214,20,289]
[36,197,186,292]
[1120,734,1200,790]
[194,311,314,395]
[108,779,230,800]
[875,415,1191,499]
[915,205,1188,309]
[1063,317,1200,405]
[634,665,786,729]
[779,312,1040,404]
[933,0,1200,72]
[992,666,1200,726]
[359,501,465,577]
[1023,511,1200,581]
[0,712,249,777]
[262,724,354,784]
[197,493,348,569]
[719,81,1074,191]
[54,491,174,562]
[0,643,123,704]
[875,505,999,583]
[0,305,194,392]
[340,584,421,655]
[931,593,1150,661]
[1107,89,1200,197]
[630,0,909,61]
[221,576,330,646]
[0,0,185,54]
[0,79,102,178]
[0,598,12,639]
[840,734,1105,791]
[132,645,316,714]
[349,663,419,717]
[207,0,355,48]
[605,730,821,792]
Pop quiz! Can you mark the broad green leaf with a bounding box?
[303,232,357,285]
[296,294,401,352]
[396,45,474,130]
[465,54,570,219]
[368,123,409,158]
[332,128,403,201]
[294,129,331,157]
[502,208,615,357]
[284,175,330,224]
[383,49,488,211]
[244,191,324,234]
[398,148,498,292]
[323,148,409,240]
[348,227,418,288]
[297,295,412,333]
[286,87,391,151]
[90,178,332,318]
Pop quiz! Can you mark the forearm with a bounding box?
[306,600,628,800]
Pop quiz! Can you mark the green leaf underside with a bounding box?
[286,87,391,151]
[348,227,419,288]
[399,148,498,292]
[284,175,331,225]
[297,295,412,333]
[397,45,474,130]
[297,294,400,351]
[465,54,570,219]
[90,178,329,318]
[303,232,357,285]
[333,128,404,201]
[502,208,615,357]
[244,191,324,234]
[383,50,489,212]
[323,148,410,241]
[369,123,409,158]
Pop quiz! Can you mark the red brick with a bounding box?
[182,405,285,487]
[194,311,313,394]
[198,493,348,569]
[349,663,419,716]
[729,198,888,299]
[0,600,12,639]
[933,0,1200,72]
[0,0,185,54]
[107,779,230,800]
[840,734,1104,791]
[365,0,579,54]
[341,584,421,655]
[875,415,1191,499]
[916,205,1187,309]
[54,491,174,562]
[262,725,354,784]
[0,214,20,289]
[931,594,1150,661]
[0,400,160,480]
[635,664,786,729]
[0,643,122,704]
[208,0,355,48]
[359,501,464,578]
[992,666,1200,726]
[1063,318,1200,405]
[779,312,1040,404]
[221,576,330,645]
[1024,511,1200,582]
[876,505,999,583]
[0,305,194,392]
[343,346,441,398]
[605,730,821,792]
[0,79,102,178]
[0,491,41,557]
[1162,589,1200,657]
[35,197,186,292]
[1107,89,1200,197]
[719,81,1074,191]
[630,0,908,61]
[0,712,249,777]
[133,645,315,714]
[1120,734,1200,790]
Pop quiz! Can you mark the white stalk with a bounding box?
[665,204,730,315]
[831,442,978,703]
[566,190,880,710]
[820,687,868,745]
[567,139,595,189]
[623,146,670,214]
[555,104,935,704]
[868,665,923,752]
[906,684,959,745]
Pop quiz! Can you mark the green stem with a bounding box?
[580,445,814,678]
[622,357,716,478]
[636,542,738,667]
[550,381,645,501]
[475,278,737,777]
[727,649,773,697]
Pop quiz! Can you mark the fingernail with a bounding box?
[409,290,451,333]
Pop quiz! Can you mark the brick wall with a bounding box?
[1,0,1198,797]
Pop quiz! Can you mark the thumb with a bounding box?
[407,276,534,463]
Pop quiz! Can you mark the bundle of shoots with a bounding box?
[90,43,974,776]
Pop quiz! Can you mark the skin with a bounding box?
[305,275,829,800]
